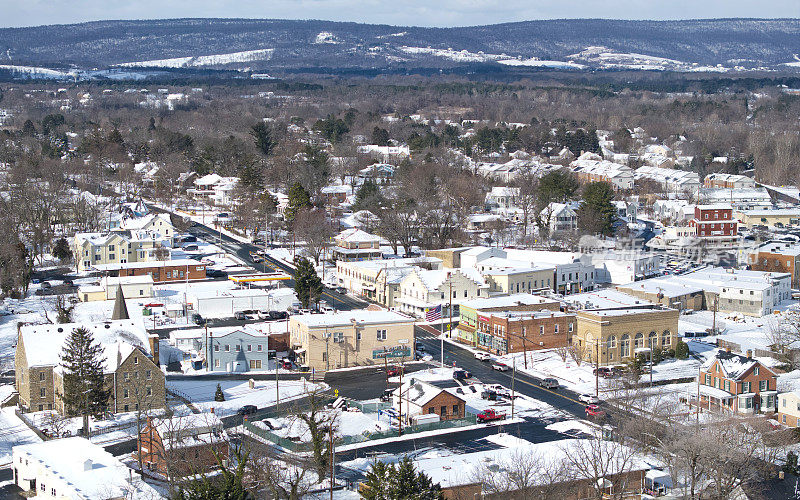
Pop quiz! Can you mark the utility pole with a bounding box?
[595,340,600,398]
[511,356,516,419]
[398,355,403,437]
[712,296,718,335]
[448,281,453,340]
[275,346,280,412]
[329,422,335,500]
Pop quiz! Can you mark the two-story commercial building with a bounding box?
[693,348,777,414]
[456,294,563,346]
[475,309,575,354]
[289,310,415,372]
[749,240,800,288]
[201,328,274,372]
[690,204,738,239]
[91,258,207,284]
[396,268,487,317]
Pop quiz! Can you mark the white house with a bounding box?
[541,202,578,232]
[397,268,486,316]
[486,186,519,210]
[13,437,160,499]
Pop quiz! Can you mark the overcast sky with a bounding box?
[0,0,798,28]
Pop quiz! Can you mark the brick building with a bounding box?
[475,310,575,354]
[749,241,800,288]
[456,294,563,346]
[92,258,207,283]
[690,204,737,239]
[139,413,228,477]
[692,348,777,414]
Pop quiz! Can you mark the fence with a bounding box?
[243,404,478,452]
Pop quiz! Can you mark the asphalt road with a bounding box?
[414,326,588,421]
[184,221,367,312]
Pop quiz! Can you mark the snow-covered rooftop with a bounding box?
[291,310,413,328]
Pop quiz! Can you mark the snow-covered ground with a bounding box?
[167,379,324,417]
[118,49,274,68]
[0,407,42,465]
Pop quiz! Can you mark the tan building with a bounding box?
[736,208,800,229]
[289,310,414,372]
[332,228,382,262]
[15,321,165,414]
[778,391,800,427]
[572,306,679,365]
[483,267,554,296]
[397,268,487,317]
[335,256,441,306]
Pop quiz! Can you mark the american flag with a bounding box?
[425,305,442,322]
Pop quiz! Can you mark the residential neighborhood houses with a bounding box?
[5,85,800,500]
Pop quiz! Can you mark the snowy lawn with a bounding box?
[0,407,42,465]
[167,379,325,417]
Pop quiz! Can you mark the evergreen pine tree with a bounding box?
[362,457,443,500]
[294,257,323,309]
[59,327,110,434]
[577,181,617,236]
[285,182,312,223]
[215,383,225,402]
[51,237,72,262]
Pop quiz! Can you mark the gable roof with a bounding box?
[702,350,774,380]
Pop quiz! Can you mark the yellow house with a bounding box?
[572,306,679,365]
[289,310,414,372]
[73,232,165,272]
[778,391,800,427]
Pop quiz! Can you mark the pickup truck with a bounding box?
[477,408,507,423]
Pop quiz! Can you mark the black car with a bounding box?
[236,405,258,416]
[205,269,227,278]
[453,369,472,380]
[191,313,206,325]
[269,311,289,320]
[234,311,247,321]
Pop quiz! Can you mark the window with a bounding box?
[235,345,241,352]
[134,356,139,365]
[333,332,344,343]
[452,404,459,414]
[40,484,45,492]
[124,372,130,381]
[742,382,752,393]
[606,335,617,349]
[377,329,387,341]
[214,345,219,352]
[648,331,657,348]
[620,334,630,357]
[39,387,46,398]
[705,374,712,385]
[225,345,230,352]
[440,406,447,416]
[356,330,362,341]
[539,326,544,335]
[759,380,768,392]
[634,333,644,349]
[249,360,262,369]
[146,370,151,380]
[257,344,262,352]
[123,388,129,399]
[662,330,671,346]
[754,366,759,375]
[569,323,574,333]
[554,324,559,334]
[428,407,435,414]
[214,359,220,368]
[39,371,45,381]
[146,386,152,396]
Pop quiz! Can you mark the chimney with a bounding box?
[83,459,93,471]
[746,349,753,359]
[148,334,160,367]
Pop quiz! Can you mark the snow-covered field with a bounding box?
[167,379,323,416]
[118,49,274,68]
[399,46,508,63]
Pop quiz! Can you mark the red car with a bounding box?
[477,408,507,423]
[386,366,404,377]
[585,404,605,418]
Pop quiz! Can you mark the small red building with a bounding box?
[475,309,575,354]
[139,413,228,477]
[694,348,777,414]
[690,205,737,238]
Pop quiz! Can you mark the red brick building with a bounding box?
[393,379,466,422]
[93,259,207,283]
[139,413,228,477]
[690,205,738,239]
[693,348,777,414]
[476,310,575,355]
[749,241,800,288]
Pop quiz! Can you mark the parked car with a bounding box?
[269,311,289,320]
[63,279,74,287]
[540,378,559,389]
[40,281,51,289]
[386,366,404,377]
[234,311,247,321]
[205,269,227,278]
[481,390,499,401]
[335,286,348,294]
[492,362,510,372]
[579,393,600,404]
[453,369,472,380]
[584,404,605,419]
[280,359,293,370]
[380,389,394,402]
[474,352,491,361]
[190,313,206,325]
[415,342,425,353]
[237,405,258,416]
[593,367,613,378]
[477,408,507,423]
